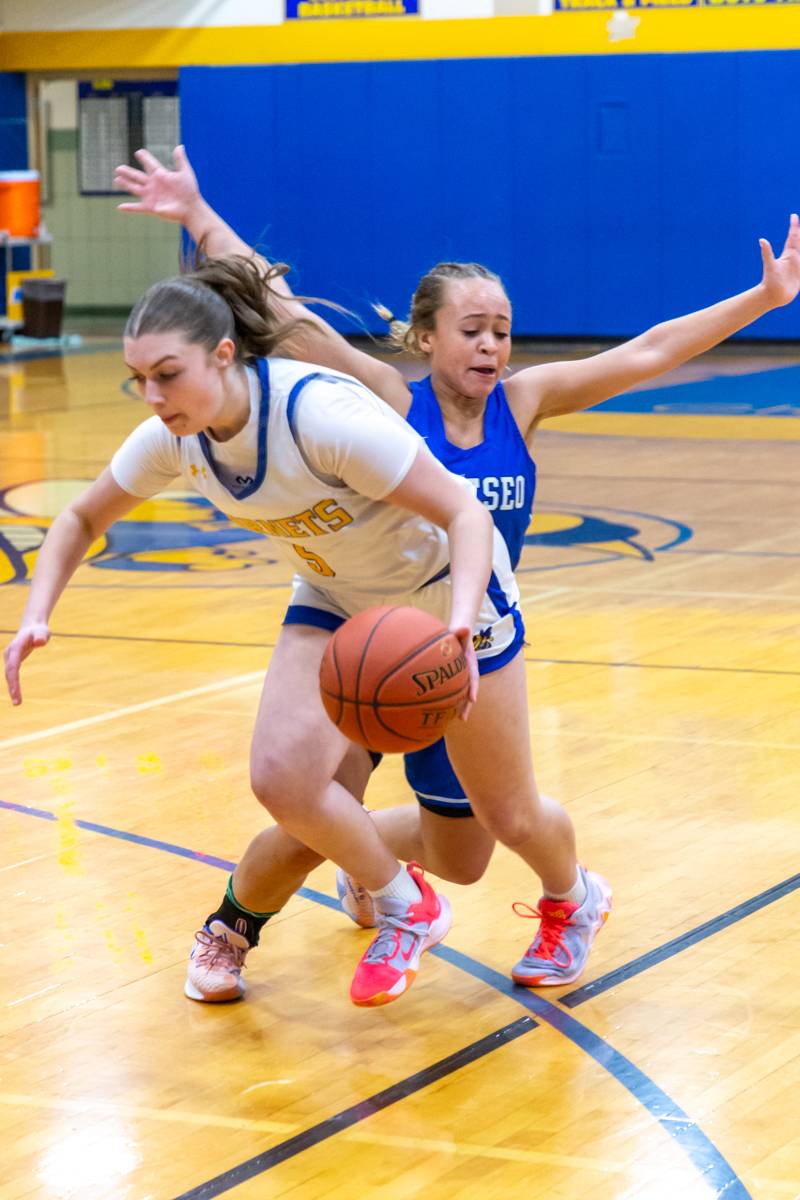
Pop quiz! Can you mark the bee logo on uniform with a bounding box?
[472,627,494,652]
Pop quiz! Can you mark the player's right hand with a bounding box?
[4,621,50,706]
[114,144,200,224]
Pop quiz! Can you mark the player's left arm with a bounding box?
[506,213,800,435]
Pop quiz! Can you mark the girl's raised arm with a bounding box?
[506,213,800,436]
[115,147,411,414]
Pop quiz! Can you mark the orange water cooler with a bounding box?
[0,171,41,237]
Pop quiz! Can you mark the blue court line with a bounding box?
[560,871,800,1009]
[172,1016,536,1200]
[1,796,753,1197]
[0,799,239,872]
[433,946,749,1200]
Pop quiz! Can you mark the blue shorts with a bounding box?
[404,723,473,817]
[403,642,516,818]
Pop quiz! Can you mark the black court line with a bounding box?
[561,870,800,1008]
[171,1017,535,1200]
[523,655,800,679]
[2,581,294,591]
[2,628,797,680]
[0,628,276,650]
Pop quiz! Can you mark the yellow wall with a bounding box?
[2,11,800,71]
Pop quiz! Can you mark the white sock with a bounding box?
[545,870,586,907]
[368,866,421,907]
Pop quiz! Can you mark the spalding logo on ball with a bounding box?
[319,605,470,753]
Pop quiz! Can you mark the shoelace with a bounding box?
[512,901,574,968]
[364,915,423,964]
[193,929,246,972]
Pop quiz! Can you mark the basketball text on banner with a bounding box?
[286,0,419,17]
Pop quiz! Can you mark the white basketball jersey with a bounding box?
[113,357,451,605]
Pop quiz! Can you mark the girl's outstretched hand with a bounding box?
[450,626,479,721]
[760,212,800,307]
[114,144,200,224]
[4,621,51,706]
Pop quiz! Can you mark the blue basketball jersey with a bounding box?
[407,376,536,569]
[404,376,536,815]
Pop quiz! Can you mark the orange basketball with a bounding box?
[319,605,469,753]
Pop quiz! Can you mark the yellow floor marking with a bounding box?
[0,671,264,751]
[343,1129,689,1181]
[0,1092,689,1182]
[549,411,800,441]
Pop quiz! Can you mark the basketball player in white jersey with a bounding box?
[5,251,563,1008]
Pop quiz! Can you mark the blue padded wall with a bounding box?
[0,72,28,171]
[0,72,29,314]
[180,53,800,339]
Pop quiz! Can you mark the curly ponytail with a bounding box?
[125,251,329,360]
[189,256,305,358]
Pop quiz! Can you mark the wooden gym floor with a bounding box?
[0,336,798,1200]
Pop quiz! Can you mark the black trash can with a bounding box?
[21,278,67,338]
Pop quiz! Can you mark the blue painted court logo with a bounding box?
[518,503,692,574]
[0,482,691,585]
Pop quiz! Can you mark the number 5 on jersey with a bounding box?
[292,543,335,577]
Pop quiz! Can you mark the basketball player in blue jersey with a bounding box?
[112,147,800,1003]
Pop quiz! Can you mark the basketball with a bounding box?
[319,605,470,753]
